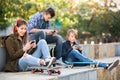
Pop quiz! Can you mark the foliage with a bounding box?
[0,0,38,29]
[0,0,120,41]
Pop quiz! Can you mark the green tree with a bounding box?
[0,0,38,29]
[0,0,120,42]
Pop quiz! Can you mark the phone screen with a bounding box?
[30,40,35,44]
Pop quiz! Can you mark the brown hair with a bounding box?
[45,7,55,18]
[13,19,28,45]
[66,29,78,39]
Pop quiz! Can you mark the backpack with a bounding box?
[50,48,55,57]
[50,47,56,57]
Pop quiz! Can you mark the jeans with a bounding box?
[18,39,51,71]
[29,31,63,59]
[65,50,108,68]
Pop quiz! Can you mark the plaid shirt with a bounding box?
[27,12,52,34]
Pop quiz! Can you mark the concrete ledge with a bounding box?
[0,47,6,71]
[58,68,97,80]
[0,57,119,80]
[97,66,120,80]
[115,43,120,56]
[0,72,57,80]
[1,43,120,71]
[82,43,120,59]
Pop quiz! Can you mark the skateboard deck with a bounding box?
[29,66,62,75]
[65,61,98,68]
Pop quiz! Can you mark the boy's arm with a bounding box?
[27,13,42,33]
[28,16,54,34]
[74,41,82,53]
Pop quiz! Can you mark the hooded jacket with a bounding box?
[62,40,82,61]
[4,34,35,72]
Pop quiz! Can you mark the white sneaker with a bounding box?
[47,57,56,68]
[107,59,119,71]
[55,59,68,67]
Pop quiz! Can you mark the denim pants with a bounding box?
[29,31,63,59]
[18,39,51,71]
[66,50,108,68]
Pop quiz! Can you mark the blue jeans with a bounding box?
[65,50,108,68]
[29,31,63,59]
[18,39,51,71]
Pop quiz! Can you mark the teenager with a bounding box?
[4,19,55,72]
[62,29,119,71]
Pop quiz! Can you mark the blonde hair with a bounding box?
[66,29,78,39]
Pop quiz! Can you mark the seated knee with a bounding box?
[38,39,46,44]
[54,34,63,41]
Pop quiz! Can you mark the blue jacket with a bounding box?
[62,40,82,61]
[27,12,52,34]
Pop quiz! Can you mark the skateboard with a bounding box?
[29,66,62,75]
[65,61,98,68]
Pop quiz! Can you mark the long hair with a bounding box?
[13,19,28,45]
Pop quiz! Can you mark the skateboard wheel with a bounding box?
[70,65,74,68]
[40,69,44,73]
[94,64,98,68]
[68,65,74,68]
[48,70,52,75]
[51,70,56,73]
[57,70,61,75]
[90,65,94,68]
[32,70,35,73]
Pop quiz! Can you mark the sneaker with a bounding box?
[47,57,56,68]
[55,59,65,65]
[107,59,119,71]
[55,59,68,67]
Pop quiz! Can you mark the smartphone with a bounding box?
[74,45,80,48]
[30,40,35,44]
[52,30,56,33]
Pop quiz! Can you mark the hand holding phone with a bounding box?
[30,40,36,48]
[30,40,35,44]
[52,30,56,33]
[74,45,79,48]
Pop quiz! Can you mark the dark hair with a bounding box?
[45,7,55,18]
[13,19,28,45]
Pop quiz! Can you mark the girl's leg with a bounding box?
[32,39,51,60]
[18,55,41,71]
[67,50,108,68]
[18,40,54,71]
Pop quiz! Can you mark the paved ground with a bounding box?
[0,67,97,80]
[0,57,120,80]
